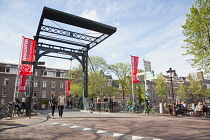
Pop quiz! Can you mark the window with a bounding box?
[42,91,46,98]
[5,67,17,74]
[2,89,7,97]
[47,71,56,77]
[43,70,56,77]
[35,71,38,76]
[43,81,47,88]
[60,72,68,78]
[60,82,64,88]
[25,79,29,85]
[5,68,10,73]
[3,78,9,86]
[34,81,38,87]
[52,81,55,88]
[33,91,37,97]
[43,71,47,76]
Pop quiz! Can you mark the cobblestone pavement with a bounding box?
[0,109,210,140]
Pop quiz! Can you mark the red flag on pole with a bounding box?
[65,80,71,95]
[19,37,36,75]
[131,55,140,83]
[18,75,27,92]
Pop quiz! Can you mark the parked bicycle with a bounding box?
[0,100,15,119]
[125,103,140,113]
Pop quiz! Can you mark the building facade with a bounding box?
[0,62,69,103]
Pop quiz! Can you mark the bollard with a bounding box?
[159,102,163,114]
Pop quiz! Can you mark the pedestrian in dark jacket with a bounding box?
[49,94,56,119]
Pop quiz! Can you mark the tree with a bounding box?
[88,56,110,99]
[89,56,108,72]
[108,62,131,101]
[188,78,206,101]
[137,84,146,104]
[177,84,188,100]
[182,0,210,77]
[154,74,168,102]
[204,88,210,99]
[70,83,83,97]
[70,67,83,98]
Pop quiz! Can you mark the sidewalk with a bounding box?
[1,109,210,140]
[0,111,47,130]
[81,109,210,118]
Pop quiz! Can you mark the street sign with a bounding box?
[22,61,34,65]
[22,61,45,65]
[36,62,45,65]
[35,66,46,69]
[143,59,151,72]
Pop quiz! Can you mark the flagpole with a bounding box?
[13,36,24,101]
[130,56,134,104]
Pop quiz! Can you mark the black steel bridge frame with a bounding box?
[33,7,116,98]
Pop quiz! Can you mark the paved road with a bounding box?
[0,109,210,140]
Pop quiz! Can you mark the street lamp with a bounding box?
[166,67,176,116]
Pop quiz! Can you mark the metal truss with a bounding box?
[41,25,98,42]
[39,35,88,48]
[89,34,109,50]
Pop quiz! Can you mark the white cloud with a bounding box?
[81,10,100,22]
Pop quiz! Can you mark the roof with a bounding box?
[40,7,117,35]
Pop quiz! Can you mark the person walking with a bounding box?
[66,99,70,109]
[58,92,66,118]
[70,99,73,109]
[49,94,57,119]
[22,96,26,112]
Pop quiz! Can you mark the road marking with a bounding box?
[70,126,80,128]
[83,128,92,131]
[51,123,59,124]
[113,133,124,137]
[51,123,162,140]
[60,124,68,126]
[96,130,108,133]
[132,136,144,140]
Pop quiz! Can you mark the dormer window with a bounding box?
[60,70,68,78]
[43,69,56,77]
[4,65,18,74]
[47,71,56,77]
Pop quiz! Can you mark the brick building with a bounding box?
[0,62,69,103]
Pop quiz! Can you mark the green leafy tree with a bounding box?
[204,88,210,98]
[177,84,188,100]
[182,0,210,77]
[88,56,110,99]
[188,78,206,101]
[154,74,168,102]
[89,56,108,71]
[108,62,131,101]
[70,83,83,97]
[70,67,83,98]
[137,84,146,104]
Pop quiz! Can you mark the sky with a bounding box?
[0,0,200,79]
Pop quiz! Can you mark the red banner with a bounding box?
[131,55,140,83]
[19,37,36,75]
[65,80,71,95]
[18,75,27,92]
